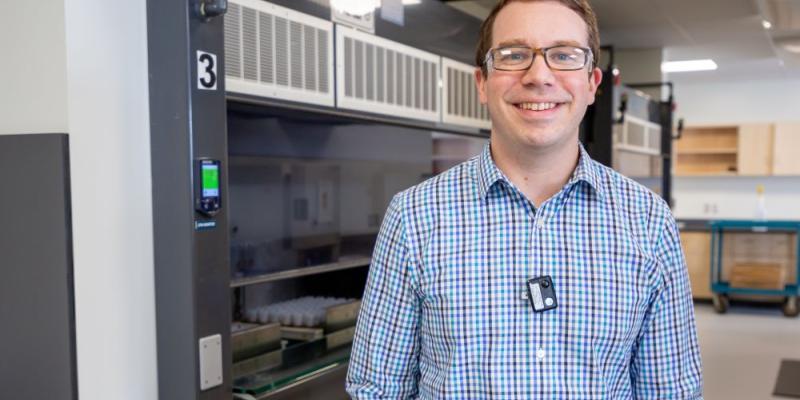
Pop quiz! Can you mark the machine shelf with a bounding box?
[233,344,351,398]
[253,362,349,399]
[230,256,371,288]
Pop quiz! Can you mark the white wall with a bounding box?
[671,78,800,220]
[673,79,800,125]
[0,1,68,134]
[64,0,157,399]
[673,176,800,220]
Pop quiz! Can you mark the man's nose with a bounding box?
[520,55,555,86]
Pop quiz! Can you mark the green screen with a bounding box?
[201,164,219,196]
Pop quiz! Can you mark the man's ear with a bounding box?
[587,67,603,105]
[475,68,488,104]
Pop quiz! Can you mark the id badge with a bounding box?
[526,275,558,312]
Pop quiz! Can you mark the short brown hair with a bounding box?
[475,0,600,76]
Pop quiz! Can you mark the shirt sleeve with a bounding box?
[630,213,704,399]
[346,194,421,399]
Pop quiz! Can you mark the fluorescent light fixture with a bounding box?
[661,59,718,73]
[331,0,421,13]
[762,20,772,29]
[784,44,800,54]
[775,37,800,54]
[330,0,378,16]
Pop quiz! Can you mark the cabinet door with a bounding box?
[773,122,800,175]
[680,231,712,300]
[737,123,773,176]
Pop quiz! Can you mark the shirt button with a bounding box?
[536,348,545,361]
[536,219,545,229]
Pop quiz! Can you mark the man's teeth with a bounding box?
[518,102,558,111]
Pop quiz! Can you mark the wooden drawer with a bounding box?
[722,232,797,285]
[730,262,786,290]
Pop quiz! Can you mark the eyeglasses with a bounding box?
[484,45,592,72]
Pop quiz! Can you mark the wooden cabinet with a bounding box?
[675,126,739,176]
[676,123,791,176]
[772,122,800,175]
[738,124,773,176]
[680,231,712,300]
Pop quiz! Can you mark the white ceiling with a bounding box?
[444,0,800,83]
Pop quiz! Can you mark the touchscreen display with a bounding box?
[201,163,220,198]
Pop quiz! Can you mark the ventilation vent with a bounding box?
[441,58,490,130]
[336,25,440,122]
[225,0,334,107]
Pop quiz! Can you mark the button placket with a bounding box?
[534,206,546,230]
[536,347,546,362]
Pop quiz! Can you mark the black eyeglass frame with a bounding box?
[483,45,593,72]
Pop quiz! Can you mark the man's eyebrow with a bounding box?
[494,39,587,48]
[495,39,528,48]
[552,40,585,48]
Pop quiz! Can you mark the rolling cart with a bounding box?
[709,220,800,317]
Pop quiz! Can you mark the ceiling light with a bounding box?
[784,44,800,53]
[330,0,421,13]
[775,37,800,54]
[661,59,718,73]
[782,44,800,53]
[330,0,378,16]
[763,20,773,30]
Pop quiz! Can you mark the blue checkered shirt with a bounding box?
[347,144,703,399]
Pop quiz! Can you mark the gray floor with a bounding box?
[696,302,800,399]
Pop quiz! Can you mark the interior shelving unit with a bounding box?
[220,2,490,398]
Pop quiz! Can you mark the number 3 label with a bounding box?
[197,50,217,90]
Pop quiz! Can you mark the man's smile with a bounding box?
[516,101,560,111]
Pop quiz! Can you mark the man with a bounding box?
[347,0,703,398]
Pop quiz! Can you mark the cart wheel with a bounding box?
[782,297,799,317]
[712,293,729,314]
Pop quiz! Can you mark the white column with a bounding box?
[64,0,158,398]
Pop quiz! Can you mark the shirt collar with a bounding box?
[570,143,605,198]
[475,144,505,199]
[475,142,605,200]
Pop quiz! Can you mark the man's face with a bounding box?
[476,1,602,152]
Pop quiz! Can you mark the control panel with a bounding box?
[195,159,222,216]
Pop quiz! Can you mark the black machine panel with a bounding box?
[0,134,77,400]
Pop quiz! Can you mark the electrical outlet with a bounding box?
[702,203,719,215]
